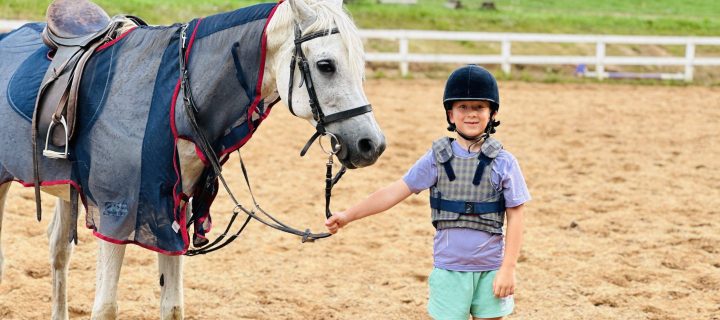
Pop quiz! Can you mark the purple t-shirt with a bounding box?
[402,140,531,272]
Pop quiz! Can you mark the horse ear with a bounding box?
[288,0,317,29]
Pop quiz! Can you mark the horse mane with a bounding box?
[268,0,365,82]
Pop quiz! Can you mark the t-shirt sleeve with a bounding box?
[491,151,531,208]
[402,149,438,194]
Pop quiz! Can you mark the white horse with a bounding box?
[0,0,385,318]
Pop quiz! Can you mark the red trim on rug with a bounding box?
[194,141,210,166]
[96,27,138,52]
[92,230,187,256]
[174,136,210,166]
[9,178,89,225]
[14,178,81,190]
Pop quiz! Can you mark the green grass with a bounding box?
[1,0,719,36]
[348,0,720,36]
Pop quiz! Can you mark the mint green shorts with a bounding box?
[428,268,514,320]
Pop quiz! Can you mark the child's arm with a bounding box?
[325,179,413,234]
[493,204,524,298]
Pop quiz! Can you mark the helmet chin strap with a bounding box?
[455,118,496,152]
[456,129,487,152]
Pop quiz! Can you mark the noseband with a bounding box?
[286,25,373,156]
[178,23,365,255]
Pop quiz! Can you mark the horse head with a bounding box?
[265,0,385,169]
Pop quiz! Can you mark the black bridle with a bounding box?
[287,25,373,156]
[178,23,370,255]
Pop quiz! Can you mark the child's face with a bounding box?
[448,100,492,136]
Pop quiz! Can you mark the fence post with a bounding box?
[595,40,606,80]
[684,40,695,82]
[501,39,511,74]
[399,37,409,77]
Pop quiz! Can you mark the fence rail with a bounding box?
[358,29,720,81]
[0,19,30,31]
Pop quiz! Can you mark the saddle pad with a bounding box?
[7,46,52,121]
[7,24,50,121]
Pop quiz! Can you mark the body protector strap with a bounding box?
[429,136,506,234]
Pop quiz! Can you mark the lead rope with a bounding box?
[235,133,344,239]
[186,139,343,255]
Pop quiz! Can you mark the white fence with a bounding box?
[0,19,30,31]
[359,29,720,81]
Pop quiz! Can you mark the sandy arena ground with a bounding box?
[0,79,718,319]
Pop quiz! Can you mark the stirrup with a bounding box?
[43,116,70,159]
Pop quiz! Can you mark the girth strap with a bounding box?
[430,197,504,215]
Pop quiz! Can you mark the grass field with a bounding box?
[2,0,719,36]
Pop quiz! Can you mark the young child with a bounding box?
[325,65,530,320]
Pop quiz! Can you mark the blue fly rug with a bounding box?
[0,3,280,254]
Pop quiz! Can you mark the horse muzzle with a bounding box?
[335,132,386,169]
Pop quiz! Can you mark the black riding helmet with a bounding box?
[442,65,500,135]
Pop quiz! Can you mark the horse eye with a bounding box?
[316,60,336,73]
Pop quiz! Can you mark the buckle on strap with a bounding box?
[464,202,474,214]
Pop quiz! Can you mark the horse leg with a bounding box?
[0,182,9,283]
[91,241,126,320]
[158,254,184,320]
[48,197,75,320]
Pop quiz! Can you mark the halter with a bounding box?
[286,24,373,156]
[177,23,362,255]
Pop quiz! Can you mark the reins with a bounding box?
[178,22,364,255]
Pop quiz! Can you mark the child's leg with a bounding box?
[469,270,514,319]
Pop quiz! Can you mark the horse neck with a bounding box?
[185,21,267,140]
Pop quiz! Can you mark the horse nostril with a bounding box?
[358,138,374,155]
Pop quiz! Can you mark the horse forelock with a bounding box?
[269,0,365,82]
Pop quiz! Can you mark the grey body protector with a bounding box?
[429,136,506,234]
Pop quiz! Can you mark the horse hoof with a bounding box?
[161,306,183,320]
[91,303,118,320]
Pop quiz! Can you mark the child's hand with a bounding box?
[325,211,351,234]
[492,266,516,298]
